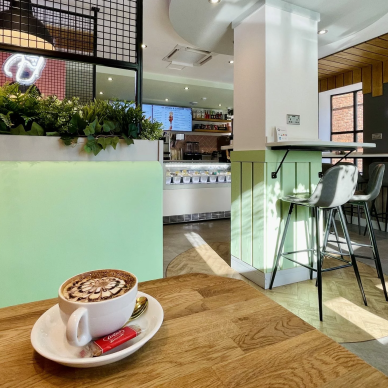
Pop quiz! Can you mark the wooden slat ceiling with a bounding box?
[318,33,388,97]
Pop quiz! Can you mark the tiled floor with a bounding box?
[163,219,388,376]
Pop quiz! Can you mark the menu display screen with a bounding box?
[152,105,192,132]
[142,104,153,120]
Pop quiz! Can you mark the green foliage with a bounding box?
[139,118,163,140]
[0,83,163,154]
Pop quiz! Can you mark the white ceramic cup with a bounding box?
[58,269,138,347]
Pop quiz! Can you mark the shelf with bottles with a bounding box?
[193,118,232,123]
[192,109,232,121]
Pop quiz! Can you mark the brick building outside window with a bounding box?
[331,90,363,172]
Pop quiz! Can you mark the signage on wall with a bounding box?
[3,54,46,86]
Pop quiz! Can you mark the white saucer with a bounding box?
[31,292,164,368]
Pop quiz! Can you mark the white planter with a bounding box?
[0,135,163,162]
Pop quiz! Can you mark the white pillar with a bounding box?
[233,1,320,151]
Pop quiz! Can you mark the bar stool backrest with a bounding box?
[364,163,385,201]
[370,162,388,188]
[309,165,358,208]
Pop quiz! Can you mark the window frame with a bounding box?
[330,89,363,171]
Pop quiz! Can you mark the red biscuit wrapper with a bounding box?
[80,325,141,358]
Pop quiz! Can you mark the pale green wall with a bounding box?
[231,150,321,274]
[0,161,163,308]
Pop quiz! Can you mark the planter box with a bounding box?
[0,135,163,162]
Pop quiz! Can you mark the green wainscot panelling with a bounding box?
[0,161,163,308]
[231,150,321,274]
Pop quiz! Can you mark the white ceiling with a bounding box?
[143,0,234,84]
[97,0,388,107]
[96,67,233,109]
[169,0,388,55]
[95,0,234,108]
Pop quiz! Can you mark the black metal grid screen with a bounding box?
[0,0,138,66]
[65,61,94,104]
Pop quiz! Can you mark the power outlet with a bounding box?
[287,114,300,125]
[372,133,382,140]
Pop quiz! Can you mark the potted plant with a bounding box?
[0,83,163,156]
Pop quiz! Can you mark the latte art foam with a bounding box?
[62,271,136,303]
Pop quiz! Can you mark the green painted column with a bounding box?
[0,161,163,308]
[231,150,321,288]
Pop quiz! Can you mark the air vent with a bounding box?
[163,45,215,70]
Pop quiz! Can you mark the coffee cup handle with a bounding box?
[66,307,92,347]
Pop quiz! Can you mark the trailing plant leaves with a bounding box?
[69,112,87,134]
[10,124,27,135]
[60,135,77,146]
[111,136,119,149]
[122,134,134,145]
[46,131,60,136]
[85,137,102,156]
[102,120,116,133]
[29,122,44,136]
[128,123,138,138]
[97,137,108,150]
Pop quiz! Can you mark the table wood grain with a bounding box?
[0,273,387,387]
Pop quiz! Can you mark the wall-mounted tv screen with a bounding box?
[152,105,192,132]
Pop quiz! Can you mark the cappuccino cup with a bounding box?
[58,269,138,347]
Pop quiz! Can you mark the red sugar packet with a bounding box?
[79,325,142,358]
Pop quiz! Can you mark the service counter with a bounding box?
[163,160,231,224]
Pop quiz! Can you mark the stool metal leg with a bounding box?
[316,209,334,288]
[315,207,323,321]
[309,208,314,280]
[338,206,368,306]
[269,203,294,290]
[364,203,388,301]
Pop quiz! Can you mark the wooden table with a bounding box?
[1,274,387,387]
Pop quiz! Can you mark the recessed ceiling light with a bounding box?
[229,60,234,64]
[209,0,221,3]
[165,98,169,101]
[202,97,207,100]
[99,92,103,95]
[219,104,222,107]
[141,44,147,48]
[318,30,328,35]
[108,77,113,81]
[184,87,189,90]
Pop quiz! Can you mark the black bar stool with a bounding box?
[323,164,388,301]
[269,165,367,321]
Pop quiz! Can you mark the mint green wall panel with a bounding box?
[231,151,322,280]
[265,162,282,273]
[0,161,163,308]
[231,162,241,259]
[280,163,296,270]
[252,163,265,271]
[241,162,253,265]
[295,162,312,267]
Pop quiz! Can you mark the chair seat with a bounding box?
[349,190,372,203]
[282,193,311,204]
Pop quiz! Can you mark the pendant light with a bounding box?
[0,0,54,50]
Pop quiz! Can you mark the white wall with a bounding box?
[265,7,319,144]
[233,2,319,151]
[233,6,266,150]
[319,83,362,141]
